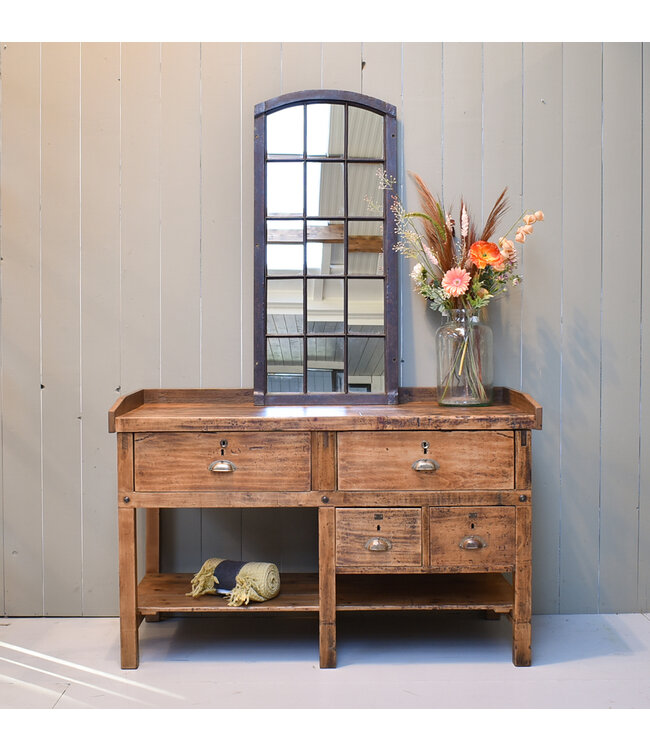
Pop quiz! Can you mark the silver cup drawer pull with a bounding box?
[412,458,440,472]
[208,459,237,473]
[365,537,393,552]
[459,535,487,551]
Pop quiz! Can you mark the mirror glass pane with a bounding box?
[348,106,384,159]
[348,337,385,392]
[307,220,344,276]
[348,163,383,217]
[267,278,303,334]
[306,104,344,158]
[267,337,304,393]
[307,337,344,392]
[307,278,344,333]
[267,244,304,276]
[267,162,304,216]
[266,105,303,157]
[348,220,383,275]
[307,162,344,217]
[348,279,384,333]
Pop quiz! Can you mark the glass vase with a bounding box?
[436,309,493,406]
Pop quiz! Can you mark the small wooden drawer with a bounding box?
[337,431,515,491]
[429,507,515,571]
[134,432,311,491]
[336,508,422,567]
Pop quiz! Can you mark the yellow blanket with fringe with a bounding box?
[186,558,280,607]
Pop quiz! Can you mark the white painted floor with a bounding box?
[1,610,650,711]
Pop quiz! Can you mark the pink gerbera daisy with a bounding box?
[441,266,471,297]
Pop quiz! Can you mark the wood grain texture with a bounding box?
[41,42,83,615]
[0,43,44,615]
[336,574,513,611]
[311,432,336,491]
[319,507,337,668]
[429,507,516,572]
[600,43,643,613]
[515,430,531,489]
[111,389,541,433]
[513,504,532,665]
[337,431,515,491]
[336,509,422,567]
[118,507,139,668]
[138,572,320,614]
[134,431,311,492]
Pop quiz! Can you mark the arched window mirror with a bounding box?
[254,90,398,405]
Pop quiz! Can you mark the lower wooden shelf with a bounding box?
[336,574,513,612]
[137,573,320,614]
[137,572,513,616]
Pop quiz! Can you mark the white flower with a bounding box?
[410,262,424,280]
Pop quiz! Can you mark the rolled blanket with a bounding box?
[186,557,280,607]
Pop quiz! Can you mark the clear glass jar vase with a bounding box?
[436,308,493,406]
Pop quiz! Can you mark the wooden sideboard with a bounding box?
[109,387,542,669]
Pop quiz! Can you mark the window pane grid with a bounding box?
[264,101,386,395]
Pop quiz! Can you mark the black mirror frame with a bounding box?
[253,89,398,405]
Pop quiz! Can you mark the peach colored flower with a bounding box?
[515,231,526,243]
[521,224,534,235]
[534,211,545,221]
[441,267,471,297]
[499,238,516,258]
[469,241,502,269]
[524,214,536,225]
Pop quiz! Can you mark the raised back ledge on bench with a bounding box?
[109,387,542,434]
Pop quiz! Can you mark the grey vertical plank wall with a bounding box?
[80,43,121,615]
[400,44,442,388]
[641,43,650,613]
[560,43,602,613]
[158,43,203,574]
[41,43,82,615]
[521,44,564,615]
[1,42,650,616]
[1,43,43,615]
[199,43,245,566]
[483,44,523,392]
[600,43,643,612]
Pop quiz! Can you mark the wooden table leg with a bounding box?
[318,507,337,668]
[145,508,161,622]
[118,506,139,669]
[512,504,532,666]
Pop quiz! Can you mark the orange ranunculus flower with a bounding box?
[469,241,502,269]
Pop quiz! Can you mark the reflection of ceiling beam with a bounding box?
[268,224,382,252]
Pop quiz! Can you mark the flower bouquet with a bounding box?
[382,171,544,405]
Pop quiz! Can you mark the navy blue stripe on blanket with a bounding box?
[214,560,246,591]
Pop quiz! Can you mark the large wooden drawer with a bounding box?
[336,508,422,567]
[134,432,311,491]
[337,431,515,491]
[429,507,515,571]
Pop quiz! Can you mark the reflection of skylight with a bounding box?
[307,104,332,156]
[266,106,303,155]
[266,103,334,273]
